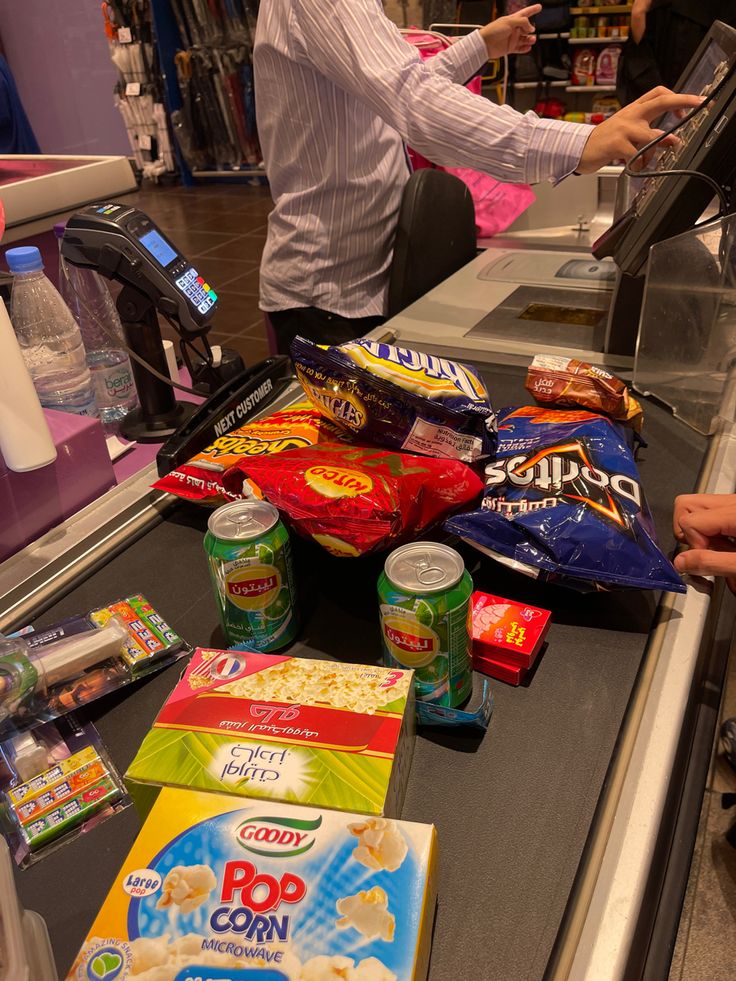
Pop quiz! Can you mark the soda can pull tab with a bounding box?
[414,559,446,587]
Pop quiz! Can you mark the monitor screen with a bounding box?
[593,20,736,276]
[139,228,177,268]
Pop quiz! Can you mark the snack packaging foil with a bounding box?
[446,406,685,593]
[223,443,484,557]
[152,402,348,505]
[291,337,497,462]
[525,355,643,431]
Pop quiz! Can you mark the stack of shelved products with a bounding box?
[169,0,262,173]
[102,0,176,177]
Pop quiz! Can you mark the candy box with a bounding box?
[472,652,526,687]
[126,649,415,818]
[67,787,437,981]
[470,591,551,670]
[0,715,129,867]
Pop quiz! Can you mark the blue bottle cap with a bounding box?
[6,246,44,273]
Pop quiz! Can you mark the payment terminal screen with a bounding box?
[139,229,177,268]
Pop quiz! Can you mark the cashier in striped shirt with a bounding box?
[254,0,703,352]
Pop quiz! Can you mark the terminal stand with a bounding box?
[604,271,646,357]
[115,284,196,443]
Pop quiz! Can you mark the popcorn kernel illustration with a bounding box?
[348,817,408,872]
[156,864,217,915]
[336,886,395,942]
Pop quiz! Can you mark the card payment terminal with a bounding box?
[61,203,238,442]
[62,203,218,335]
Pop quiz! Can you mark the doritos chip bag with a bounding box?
[446,406,684,593]
[291,336,496,462]
[525,354,643,431]
[223,443,484,557]
[152,402,348,505]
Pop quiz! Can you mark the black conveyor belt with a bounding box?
[13,362,707,980]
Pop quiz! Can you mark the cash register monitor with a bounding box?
[593,20,736,277]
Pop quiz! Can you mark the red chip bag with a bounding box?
[152,402,348,505]
[223,443,484,556]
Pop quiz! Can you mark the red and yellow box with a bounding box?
[471,592,551,685]
[126,649,415,818]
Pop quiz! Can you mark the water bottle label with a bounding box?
[93,363,135,405]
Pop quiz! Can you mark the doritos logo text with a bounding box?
[483,439,641,528]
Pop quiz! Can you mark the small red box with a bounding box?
[471,591,551,671]
[473,651,527,686]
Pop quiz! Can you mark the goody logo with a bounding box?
[236,813,322,858]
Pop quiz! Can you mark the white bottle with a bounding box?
[6,246,99,418]
[0,297,56,472]
[55,224,139,433]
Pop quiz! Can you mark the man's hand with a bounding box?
[480,4,541,59]
[576,86,703,173]
[630,0,652,44]
[672,493,736,592]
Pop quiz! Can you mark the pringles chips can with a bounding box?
[379,542,473,708]
[204,500,298,651]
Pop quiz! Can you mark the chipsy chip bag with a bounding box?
[291,336,497,462]
[153,402,348,505]
[223,443,484,557]
[446,406,685,593]
[525,355,643,431]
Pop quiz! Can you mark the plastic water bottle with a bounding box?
[55,223,139,432]
[6,247,98,418]
[0,297,56,472]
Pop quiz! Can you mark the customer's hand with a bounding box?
[630,0,652,44]
[576,87,703,173]
[673,493,736,592]
[480,4,541,59]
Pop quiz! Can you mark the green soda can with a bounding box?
[378,542,473,707]
[204,500,299,651]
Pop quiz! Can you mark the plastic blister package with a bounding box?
[0,714,129,869]
[0,595,192,737]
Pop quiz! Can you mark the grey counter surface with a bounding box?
[13,362,706,980]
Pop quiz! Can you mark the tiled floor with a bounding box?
[120,180,274,367]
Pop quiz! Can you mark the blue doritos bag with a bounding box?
[446,405,685,593]
[291,337,497,462]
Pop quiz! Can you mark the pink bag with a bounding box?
[403,30,535,238]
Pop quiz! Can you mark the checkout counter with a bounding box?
[0,155,137,244]
[3,180,735,981]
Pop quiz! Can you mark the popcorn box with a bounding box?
[126,650,415,818]
[470,591,551,669]
[67,787,437,981]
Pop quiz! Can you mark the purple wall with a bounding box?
[0,0,130,156]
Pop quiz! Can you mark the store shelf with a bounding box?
[570,4,632,12]
[569,35,627,43]
[539,32,571,39]
[513,80,569,89]
[565,84,617,92]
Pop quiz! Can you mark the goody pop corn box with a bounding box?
[67,787,437,981]
[126,650,415,818]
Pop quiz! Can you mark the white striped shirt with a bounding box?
[254,0,593,317]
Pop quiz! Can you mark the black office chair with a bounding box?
[386,168,477,319]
